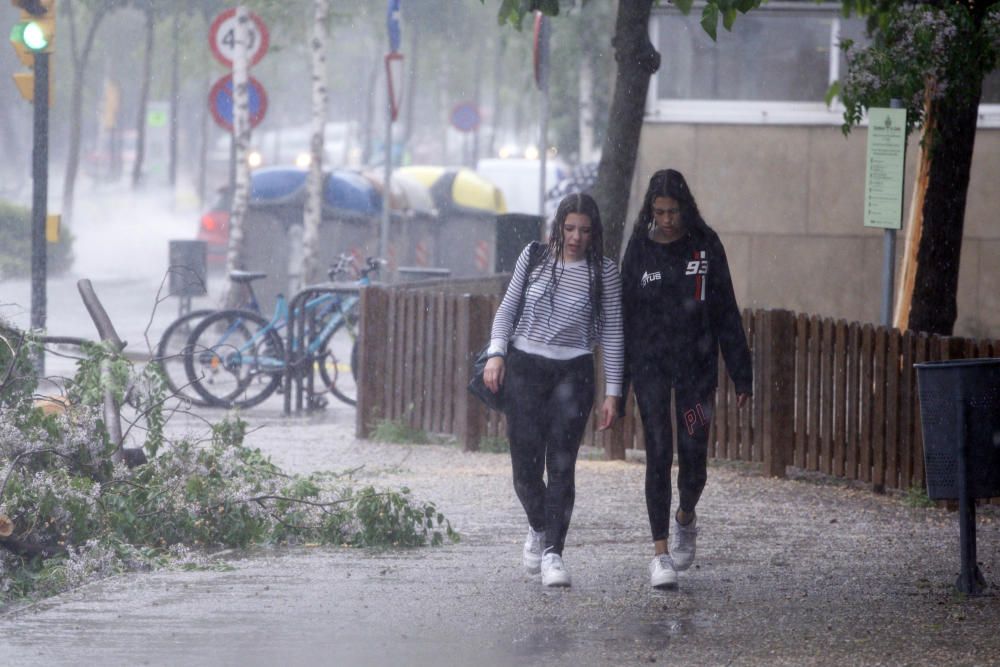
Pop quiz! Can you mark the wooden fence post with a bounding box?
[356,285,389,439]
[454,295,491,451]
[763,309,796,478]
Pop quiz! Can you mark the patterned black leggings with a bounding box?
[504,346,594,556]
[633,371,715,542]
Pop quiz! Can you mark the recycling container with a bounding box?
[915,358,1000,500]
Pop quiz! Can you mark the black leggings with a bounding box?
[633,371,715,542]
[504,346,594,556]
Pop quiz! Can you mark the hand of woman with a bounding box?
[737,392,750,408]
[597,396,618,431]
[484,356,505,393]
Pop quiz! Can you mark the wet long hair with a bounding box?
[536,192,606,334]
[629,169,711,242]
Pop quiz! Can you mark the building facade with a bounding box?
[633,2,1000,337]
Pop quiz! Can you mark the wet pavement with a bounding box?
[2,403,1000,666]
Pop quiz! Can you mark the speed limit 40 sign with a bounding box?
[209,8,270,68]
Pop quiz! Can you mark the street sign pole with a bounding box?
[30,50,50,375]
[881,98,904,328]
[380,96,392,266]
[863,101,906,329]
[380,0,402,270]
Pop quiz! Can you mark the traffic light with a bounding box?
[9,0,56,103]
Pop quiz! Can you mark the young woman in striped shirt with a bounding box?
[483,192,624,588]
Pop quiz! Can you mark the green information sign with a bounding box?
[147,108,168,128]
[864,107,907,229]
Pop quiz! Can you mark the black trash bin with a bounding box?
[915,357,1000,595]
[916,358,1000,500]
[495,214,543,273]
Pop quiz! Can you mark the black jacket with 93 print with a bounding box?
[620,225,752,400]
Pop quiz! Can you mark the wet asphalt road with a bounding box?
[2,404,1000,666]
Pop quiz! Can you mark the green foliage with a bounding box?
[0,332,457,605]
[688,0,763,41]
[371,412,431,444]
[834,4,1000,137]
[0,200,74,279]
[904,486,935,508]
[488,0,561,29]
[477,435,510,454]
[0,322,38,411]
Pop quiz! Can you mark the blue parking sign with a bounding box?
[209,74,268,132]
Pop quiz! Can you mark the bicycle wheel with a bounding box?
[154,309,216,407]
[316,316,358,406]
[184,309,285,409]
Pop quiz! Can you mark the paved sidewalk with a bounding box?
[2,403,999,666]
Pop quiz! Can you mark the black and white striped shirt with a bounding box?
[489,244,625,396]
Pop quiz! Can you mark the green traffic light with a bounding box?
[22,21,48,51]
[10,20,48,52]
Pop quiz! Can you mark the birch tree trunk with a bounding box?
[131,8,155,189]
[224,6,252,307]
[301,0,330,287]
[590,0,659,262]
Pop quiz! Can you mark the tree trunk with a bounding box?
[224,6,252,307]
[197,70,210,206]
[62,3,109,227]
[577,27,596,164]
[589,0,659,262]
[893,92,934,331]
[169,5,181,189]
[488,33,506,159]
[906,87,983,335]
[302,0,330,287]
[402,16,420,149]
[131,8,155,189]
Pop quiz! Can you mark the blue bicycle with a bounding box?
[181,256,381,409]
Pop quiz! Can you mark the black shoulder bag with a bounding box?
[467,241,543,413]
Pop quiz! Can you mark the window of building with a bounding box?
[647,2,1000,127]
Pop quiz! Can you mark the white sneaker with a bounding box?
[540,552,571,588]
[649,554,678,590]
[670,512,698,571]
[522,527,544,574]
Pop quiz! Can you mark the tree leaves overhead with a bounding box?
[686,0,763,41]
[486,0,560,29]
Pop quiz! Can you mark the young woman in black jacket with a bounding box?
[620,169,752,590]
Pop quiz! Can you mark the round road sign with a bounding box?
[450,102,480,133]
[208,75,268,132]
[209,8,270,68]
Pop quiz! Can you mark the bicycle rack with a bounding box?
[283,283,361,416]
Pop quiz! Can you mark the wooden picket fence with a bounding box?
[354,277,1000,494]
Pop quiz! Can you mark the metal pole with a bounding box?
[30,51,50,376]
[880,98,903,327]
[954,400,984,595]
[379,90,392,267]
